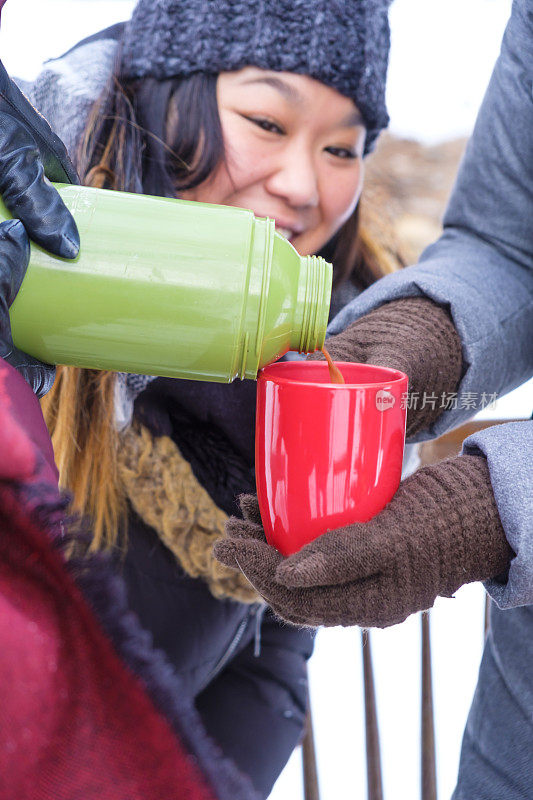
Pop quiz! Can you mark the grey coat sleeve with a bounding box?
[462,421,533,609]
[326,0,533,606]
[328,0,533,441]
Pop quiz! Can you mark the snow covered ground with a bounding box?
[2,2,529,799]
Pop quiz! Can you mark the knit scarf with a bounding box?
[118,422,260,604]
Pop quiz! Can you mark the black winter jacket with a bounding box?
[118,378,315,799]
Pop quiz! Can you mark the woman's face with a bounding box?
[180,67,366,256]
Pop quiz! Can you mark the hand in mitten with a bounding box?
[312,296,463,437]
[214,456,513,628]
[0,59,79,396]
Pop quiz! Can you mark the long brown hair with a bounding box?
[42,66,401,550]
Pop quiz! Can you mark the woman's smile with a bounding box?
[274,224,298,243]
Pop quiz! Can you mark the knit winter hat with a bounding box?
[120,0,391,153]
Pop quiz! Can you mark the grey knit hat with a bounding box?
[120,0,391,153]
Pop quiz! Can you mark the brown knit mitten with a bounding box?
[311,296,463,437]
[214,455,513,628]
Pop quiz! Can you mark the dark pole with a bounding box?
[362,628,384,800]
[302,687,320,800]
[421,611,437,800]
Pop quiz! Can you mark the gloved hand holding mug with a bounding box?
[214,454,513,629]
[214,297,514,629]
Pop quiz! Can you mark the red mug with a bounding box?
[255,361,408,555]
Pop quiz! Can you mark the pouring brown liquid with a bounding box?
[321,346,345,384]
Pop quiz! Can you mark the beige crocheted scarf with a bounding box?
[118,423,260,604]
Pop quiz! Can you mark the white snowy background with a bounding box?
[2,2,530,799]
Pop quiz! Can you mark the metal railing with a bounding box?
[300,611,438,800]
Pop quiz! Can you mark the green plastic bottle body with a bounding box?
[7,185,332,382]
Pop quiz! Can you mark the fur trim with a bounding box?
[19,492,259,800]
[118,422,260,604]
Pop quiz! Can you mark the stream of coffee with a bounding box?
[321,346,345,384]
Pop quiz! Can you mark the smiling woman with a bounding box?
[14,0,401,797]
[45,18,398,562]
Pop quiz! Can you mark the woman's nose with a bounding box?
[265,143,320,209]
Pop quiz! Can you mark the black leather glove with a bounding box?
[0,59,79,396]
[0,217,53,395]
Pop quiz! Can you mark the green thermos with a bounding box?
[6,184,332,382]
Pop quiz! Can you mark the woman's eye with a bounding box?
[325,146,357,160]
[245,116,285,135]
